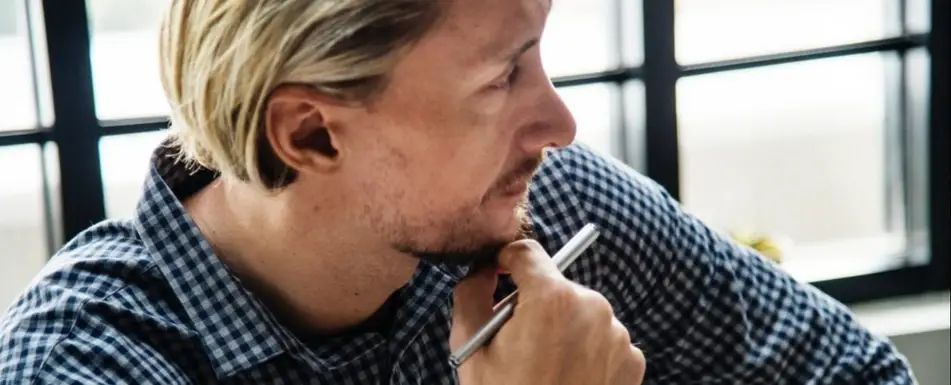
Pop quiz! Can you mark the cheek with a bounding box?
[411,118,510,199]
[390,147,504,224]
[367,92,515,213]
[418,151,494,205]
[354,135,461,213]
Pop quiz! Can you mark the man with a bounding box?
[0,0,914,384]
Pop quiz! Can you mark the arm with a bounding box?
[1,295,193,385]
[555,144,915,384]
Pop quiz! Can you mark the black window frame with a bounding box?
[0,0,947,305]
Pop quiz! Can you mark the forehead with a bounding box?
[431,0,551,64]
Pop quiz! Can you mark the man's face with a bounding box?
[337,0,575,266]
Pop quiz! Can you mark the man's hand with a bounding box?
[450,239,645,385]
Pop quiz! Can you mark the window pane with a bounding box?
[677,53,906,282]
[622,80,646,173]
[0,0,37,131]
[675,0,896,64]
[620,0,644,67]
[906,0,931,34]
[542,0,617,77]
[100,131,168,219]
[557,83,618,158]
[42,142,63,249]
[0,144,49,309]
[87,0,169,120]
[0,1,17,35]
[904,47,931,264]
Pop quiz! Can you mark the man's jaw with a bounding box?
[409,207,533,269]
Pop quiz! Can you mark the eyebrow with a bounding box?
[502,38,539,63]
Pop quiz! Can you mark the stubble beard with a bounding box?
[393,154,544,268]
[401,201,534,269]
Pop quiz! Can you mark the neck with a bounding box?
[183,177,419,335]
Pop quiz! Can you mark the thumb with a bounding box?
[450,268,499,351]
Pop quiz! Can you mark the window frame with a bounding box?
[0,0,947,304]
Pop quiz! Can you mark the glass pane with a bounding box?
[620,0,644,67]
[677,53,906,282]
[906,0,931,34]
[557,83,618,158]
[100,131,169,219]
[542,0,617,77]
[622,80,646,173]
[675,0,895,64]
[0,0,38,131]
[43,142,63,249]
[87,0,169,120]
[0,144,49,309]
[904,47,931,264]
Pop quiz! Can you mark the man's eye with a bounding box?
[493,65,521,90]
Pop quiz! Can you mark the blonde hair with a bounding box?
[158,1,443,189]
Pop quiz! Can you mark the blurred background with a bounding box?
[0,0,948,382]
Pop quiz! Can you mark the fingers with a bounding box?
[608,316,646,385]
[496,239,563,292]
[449,268,499,351]
[608,324,646,384]
[626,345,646,385]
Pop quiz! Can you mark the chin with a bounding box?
[483,192,529,231]
[407,201,532,268]
[488,198,533,246]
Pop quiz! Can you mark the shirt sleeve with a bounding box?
[555,144,916,384]
[0,290,193,385]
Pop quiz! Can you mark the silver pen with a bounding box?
[449,223,600,367]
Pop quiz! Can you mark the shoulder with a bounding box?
[538,143,674,209]
[530,143,681,245]
[0,220,202,383]
[526,144,687,291]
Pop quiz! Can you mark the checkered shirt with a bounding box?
[1,142,914,384]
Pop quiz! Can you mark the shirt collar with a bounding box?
[132,138,288,378]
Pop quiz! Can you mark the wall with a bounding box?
[855,291,951,385]
[892,329,950,385]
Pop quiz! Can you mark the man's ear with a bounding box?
[264,85,346,176]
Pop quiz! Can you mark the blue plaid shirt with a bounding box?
[1,141,913,384]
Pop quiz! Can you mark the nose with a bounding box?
[520,81,577,152]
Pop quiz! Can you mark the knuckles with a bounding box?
[499,239,547,263]
[538,283,583,314]
[627,345,647,380]
[506,238,545,252]
[536,281,617,327]
[611,317,633,346]
[583,289,616,324]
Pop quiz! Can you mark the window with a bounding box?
[669,0,944,293]
[678,53,905,282]
[0,0,38,131]
[86,0,169,120]
[622,81,646,172]
[675,0,897,64]
[0,1,18,35]
[543,0,643,163]
[558,83,619,158]
[620,0,644,67]
[99,131,169,219]
[906,0,931,34]
[542,0,619,77]
[0,145,50,309]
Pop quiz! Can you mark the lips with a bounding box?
[490,155,544,199]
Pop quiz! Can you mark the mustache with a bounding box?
[494,154,545,190]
